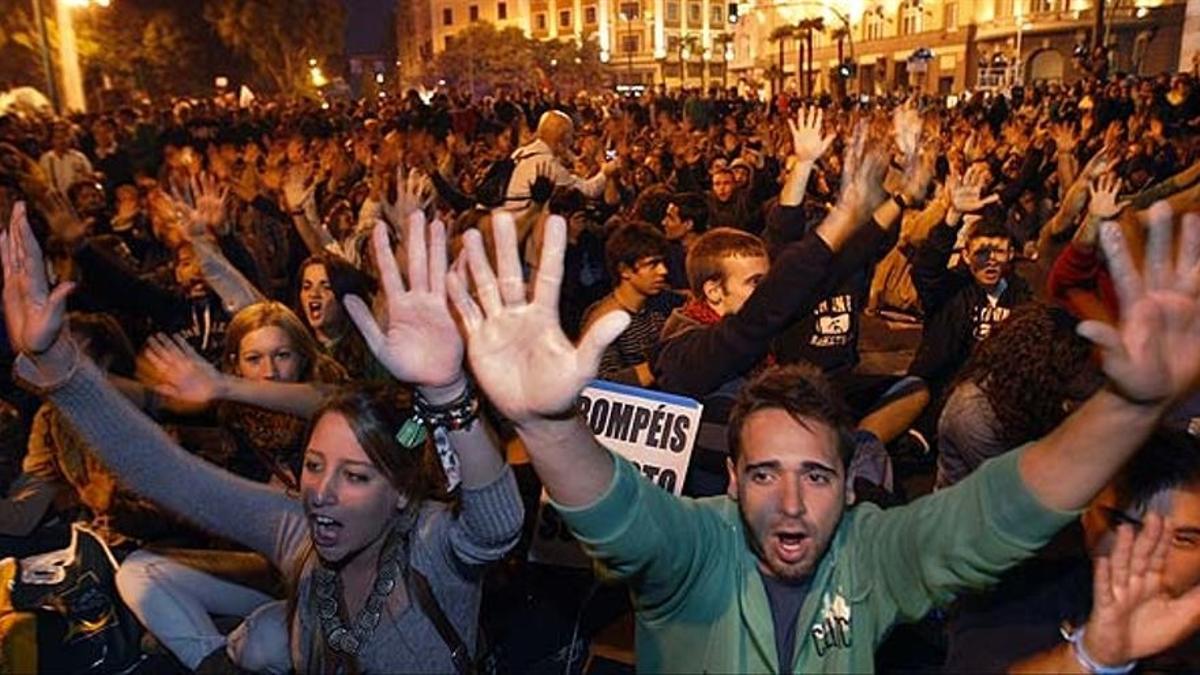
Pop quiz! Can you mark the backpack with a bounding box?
[0,523,143,674]
[474,150,546,208]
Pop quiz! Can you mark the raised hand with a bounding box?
[1089,173,1124,220]
[892,99,922,162]
[1076,203,1200,406]
[1051,122,1078,155]
[381,166,434,228]
[448,212,629,424]
[787,106,834,164]
[1082,513,1200,666]
[1,202,73,355]
[343,214,464,389]
[835,122,888,219]
[282,163,316,213]
[140,333,224,405]
[950,163,1000,215]
[170,173,229,237]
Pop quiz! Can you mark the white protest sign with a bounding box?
[528,380,703,568]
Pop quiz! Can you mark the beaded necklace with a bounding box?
[312,516,410,655]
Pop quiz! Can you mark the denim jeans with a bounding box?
[226,599,292,674]
[114,548,277,669]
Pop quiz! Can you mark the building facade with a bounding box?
[726,0,1187,98]
[397,0,1189,92]
[397,0,740,87]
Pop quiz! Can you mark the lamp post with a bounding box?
[620,12,635,86]
[1014,19,1032,86]
[30,0,58,111]
[46,0,112,113]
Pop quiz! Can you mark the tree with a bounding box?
[530,37,606,96]
[203,0,345,95]
[431,23,533,94]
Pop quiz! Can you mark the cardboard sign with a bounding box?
[528,380,703,567]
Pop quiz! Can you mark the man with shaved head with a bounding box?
[504,110,617,214]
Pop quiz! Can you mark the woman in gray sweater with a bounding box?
[2,203,523,673]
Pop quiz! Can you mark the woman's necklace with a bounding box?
[313,522,406,655]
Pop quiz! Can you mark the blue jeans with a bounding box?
[114,549,276,669]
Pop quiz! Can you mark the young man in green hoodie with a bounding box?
[453,162,1200,671]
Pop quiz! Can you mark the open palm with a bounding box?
[448,212,628,424]
[1084,514,1200,664]
[140,333,223,405]
[344,215,464,388]
[1077,204,1200,405]
[1,202,74,354]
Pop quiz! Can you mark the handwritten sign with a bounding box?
[528,380,703,567]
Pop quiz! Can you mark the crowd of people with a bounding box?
[1,70,1200,674]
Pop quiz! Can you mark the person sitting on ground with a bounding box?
[908,167,1033,403]
[581,222,682,388]
[2,206,524,673]
[450,169,1200,673]
[936,302,1100,489]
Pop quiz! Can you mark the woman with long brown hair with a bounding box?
[2,203,523,672]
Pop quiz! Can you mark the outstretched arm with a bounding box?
[140,333,333,416]
[1,202,297,560]
[448,211,628,507]
[1020,203,1200,512]
[345,213,522,563]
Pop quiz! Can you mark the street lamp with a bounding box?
[1014,20,1032,85]
[52,0,109,112]
[619,11,635,88]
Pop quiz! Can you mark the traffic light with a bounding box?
[837,60,857,79]
[728,3,738,23]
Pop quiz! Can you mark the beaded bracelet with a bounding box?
[414,380,481,432]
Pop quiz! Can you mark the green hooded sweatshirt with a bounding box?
[556,444,1076,673]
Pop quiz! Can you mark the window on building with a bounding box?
[944,1,957,29]
[666,1,679,22]
[469,5,479,21]
[994,0,1011,18]
[900,0,923,35]
[864,11,884,41]
[710,4,723,24]
[1029,0,1059,13]
[585,6,596,23]
[620,2,640,19]
[688,2,701,24]
[622,34,640,53]
[559,9,571,26]
[498,1,507,19]
[536,12,546,29]
[443,7,453,25]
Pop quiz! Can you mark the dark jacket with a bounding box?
[765,203,895,375]
[908,221,1032,390]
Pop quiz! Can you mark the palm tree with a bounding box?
[769,25,794,97]
[796,17,825,96]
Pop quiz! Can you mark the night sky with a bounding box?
[345,0,397,55]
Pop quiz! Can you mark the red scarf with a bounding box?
[678,298,776,368]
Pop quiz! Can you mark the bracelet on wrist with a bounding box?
[1061,625,1136,675]
[414,379,481,433]
[395,381,481,451]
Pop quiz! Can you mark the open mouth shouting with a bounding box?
[773,529,811,565]
[306,298,327,326]
[310,512,343,549]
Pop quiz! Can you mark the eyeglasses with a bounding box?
[970,246,1014,266]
